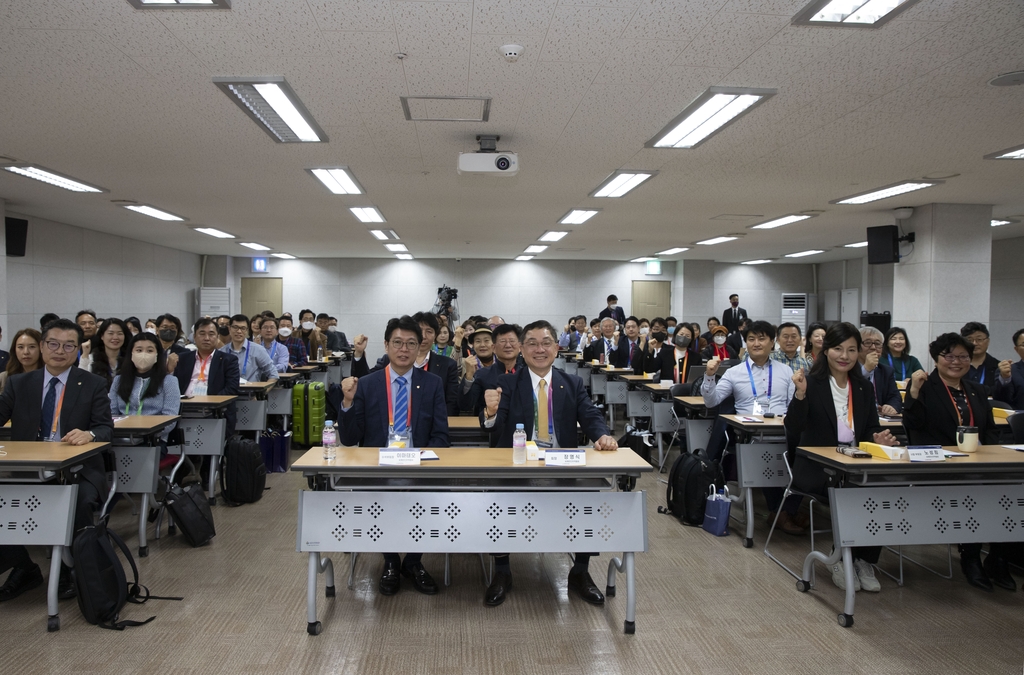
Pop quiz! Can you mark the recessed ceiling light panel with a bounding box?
[631,257,657,263]
[239,242,271,251]
[992,219,1019,227]
[793,0,922,27]
[559,209,600,224]
[831,180,941,205]
[308,167,364,194]
[129,0,230,7]
[350,207,385,223]
[2,164,107,192]
[539,231,570,242]
[844,241,869,248]
[785,249,825,258]
[589,171,657,198]
[271,253,296,259]
[984,143,1024,160]
[524,245,548,254]
[214,76,326,143]
[385,243,408,252]
[395,253,414,260]
[370,229,399,240]
[750,213,815,230]
[657,247,689,255]
[515,255,534,261]
[696,236,739,246]
[124,204,186,221]
[194,227,235,239]
[647,87,776,149]
[741,259,773,265]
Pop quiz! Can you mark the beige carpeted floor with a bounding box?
[2,448,1023,675]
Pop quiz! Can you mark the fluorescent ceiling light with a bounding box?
[831,180,941,205]
[370,229,399,240]
[696,236,738,246]
[985,144,1024,160]
[559,209,599,224]
[750,214,814,230]
[193,227,235,239]
[2,164,107,193]
[124,204,185,221]
[992,219,1019,227]
[657,247,689,255]
[131,0,229,6]
[741,259,773,265]
[524,245,548,254]
[539,231,569,242]
[239,242,271,251]
[213,77,326,143]
[384,243,408,252]
[647,87,776,149]
[631,257,657,263]
[350,207,385,223]
[515,255,534,261]
[793,0,920,26]
[590,171,657,198]
[271,253,296,259]
[395,254,413,260]
[308,167,363,195]
[845,241,869,248]
[785,249,825,258]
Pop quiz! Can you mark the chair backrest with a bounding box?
[669,383,691,397]
[1008,413,1024,444]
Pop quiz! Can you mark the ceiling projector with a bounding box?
[457,134,518,176]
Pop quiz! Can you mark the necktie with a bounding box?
[393,376,408,433]
[39,377,58,441]
[629,342,636,367]
[605,339,612,362]
[537,378,550,443]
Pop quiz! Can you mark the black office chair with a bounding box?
[1008,412,1024,444]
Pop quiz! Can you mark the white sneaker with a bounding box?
[854,559,881,592]
[831,562,861,591]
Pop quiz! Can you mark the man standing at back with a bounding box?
[598,295,626,325]
[721,294,747,334]
[481,320,617,608]
[0,318,114,601]
[339,315,448,597]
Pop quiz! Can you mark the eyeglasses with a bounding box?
[940,353,971,363]
[523,340,556,349]
[44,340,78,354]
[229,325,248,331]
[965,336,988,344]
[495,339,519,347]
[861,340,883,348]
[389,339,420,351]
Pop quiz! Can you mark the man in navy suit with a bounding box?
[597,294,626,325]
[339,315,448,597]
[481,320,617,608]
[611,316,647,374]
[173,318,241,432]
[460,324,525,416]
[721,294,748,334]
[859,326,903,415]
[993,328,1024,409]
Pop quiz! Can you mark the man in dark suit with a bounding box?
[859,327,903,415]
[173,318,241,433]
[611,316,646,374]
[584,317,620,365]
[597,294,626,325]
[994,328,1024,409]
[726,317,749,356]
[460,324,524,416]
[0,318,114,602]
[339,315,448,597]
[0,323,9,372]
[721,294,748,334]
[350,312,460,416]
[481,320,617,608]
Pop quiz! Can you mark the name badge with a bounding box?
[907,447,945,462]
[378,449,421,466]
[751,400,764,416]
[544,450,586,466]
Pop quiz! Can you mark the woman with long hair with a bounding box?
[881,327,924,383]
[85,318,129,389]
[109,332,181,445]
[0,328,43,394]
[804,322,827,363]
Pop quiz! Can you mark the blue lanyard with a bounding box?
[745,359,772,399]
[239,341,250,374]
[977,366,985,385]
[887,354,906,380]
[266,341,278,360]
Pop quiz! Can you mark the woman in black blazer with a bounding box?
[902,332,1010,592]
[785,322,900,594]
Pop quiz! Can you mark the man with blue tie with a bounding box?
[481,320,617,607]
[339,316,449,597]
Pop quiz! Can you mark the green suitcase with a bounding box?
[292,382,326,446]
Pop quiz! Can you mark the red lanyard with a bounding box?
[845,384,854,432]
[384,366,413,428]
[942,381,974,427]
[675,352,688,384]
[50,382,67,437]
[197,354,211,382]
[714,344,729,359]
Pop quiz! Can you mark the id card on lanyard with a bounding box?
[746,359,772,416]
[194,353,212,396]
[942,382,975,427]
[887,354,906,380]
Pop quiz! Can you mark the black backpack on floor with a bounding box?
[660,450,725,526]
[220,436,268,506]
[72,519,181,630]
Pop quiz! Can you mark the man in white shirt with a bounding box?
[257,317,290,374]
[221,314,278,383]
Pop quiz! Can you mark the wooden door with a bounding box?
[241,277,283,318]
[631,280,671,319]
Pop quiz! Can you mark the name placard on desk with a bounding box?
[907,447,945,462]
[544,450,586,466]
[378,449,421,466]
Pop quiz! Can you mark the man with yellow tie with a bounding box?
[482,320,617,608]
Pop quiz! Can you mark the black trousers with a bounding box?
[383,553,422,566]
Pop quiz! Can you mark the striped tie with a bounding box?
[393,376,408,432]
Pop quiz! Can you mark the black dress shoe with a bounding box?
[401,562,439,595]
[567,569,605,605]
[484,570,513,607]
[379,561,401,596]
[0,565,44,602]
[983,554,1017,591]
[961,555,994,592]
[58,567,76,600]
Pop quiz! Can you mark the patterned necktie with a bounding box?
[393,376,408,433]
[39,377,58,441]
[629,341,636,367]
[537,379,550,443]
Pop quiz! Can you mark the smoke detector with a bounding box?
[499,44,523,63]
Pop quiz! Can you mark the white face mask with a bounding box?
[713,335,727,345]
[301,321,315,331]
[639,327,649,335]
[327,325,337,333]
[609,304,618,310]
[279,327,293,337]
[144,327,157,335]
[132,351,158,371]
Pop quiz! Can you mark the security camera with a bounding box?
[893,207,914,220]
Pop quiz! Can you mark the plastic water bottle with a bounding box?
[322,420,338,461]
[512,424,527,465]
[317,346,324,362]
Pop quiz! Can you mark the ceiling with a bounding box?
[1,0,1022,265]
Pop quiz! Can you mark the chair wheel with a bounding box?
[742,537,753,549]
[837,613,854,628]
[307,621,322,635]
[796,580,811,593]
[139,546,148,558]
[624,620,635,634]
[168,524,176,535]
[325,585,335,598]
[208,497,217,507]
[47,615,60,632]
[605,585,616,597]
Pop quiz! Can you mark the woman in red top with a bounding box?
[700,325,736,361]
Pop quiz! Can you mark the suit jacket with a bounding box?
[903,370,998,446]
[173,350,240,430]
[726,331,744,355]
[612,336,646,374]
[645,347,698,383]
[721,306,748,333]
[598,306,626,325]
[965,353,1000,397]
[0,367,114,443]
[487,368,609,448]
[460,358,524,416]
[784,371,883,448]
[352,351,460,416]
[0,349,9,372]
[998,361,1024,409]
[340,367,448,448]
[584,335,618,364]
[865,361,903,412]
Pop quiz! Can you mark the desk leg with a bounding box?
[797,543,855,627]
[307,552,335,636]
[657,434,664,472]
[138,492,150,557]
[605,552,637,634]
[744,487,755,548]
[47,546,62,631]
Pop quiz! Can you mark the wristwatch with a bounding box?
[88,430,96,440]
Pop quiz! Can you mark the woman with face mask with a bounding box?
[109,332,181,445]
[701,325,736,361]
[145,319,158,335]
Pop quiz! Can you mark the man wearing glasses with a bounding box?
[460,324,525,416]
[220,314,279,384]
[858,326,902,416]
[339,315,448,598]
[0,319,114,602]
[960,322,1014,399]
[481,320,617,608]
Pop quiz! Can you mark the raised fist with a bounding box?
[352,334,368,358]
[341,376,358,405]
[484,387,502,418]
[706,357,721,377]
[792,369,807,398]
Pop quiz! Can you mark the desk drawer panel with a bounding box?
[0,484,78,546]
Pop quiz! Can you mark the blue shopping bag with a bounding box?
[701,484,731,537]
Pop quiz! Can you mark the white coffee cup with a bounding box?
[956,426,979,453]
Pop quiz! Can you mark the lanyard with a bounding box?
[533,379,555,438]
[384,366,413,429]
[239,342,250,375]
[745,359,773,399]
[415,355,430,372]
[50,381,67,437]
[124,387,144,417]
[942,381,975,427]
[887,354,906,380]
[977,366,986,385]
[846,384,854,431]
[714,344,729,359]
[266,341,278,360]
[675,351,688,384]
[197,353,212,382]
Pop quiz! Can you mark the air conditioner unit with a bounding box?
[781,293,817,334]
[197,287,230,318]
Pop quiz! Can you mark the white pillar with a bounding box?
[680,259,715,325]
[0,198,8,350]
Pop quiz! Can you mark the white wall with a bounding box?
[712,262,815,325]
[3,212,201,347]
[990,236,1024,361]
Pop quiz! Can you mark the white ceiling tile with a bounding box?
[721,0,808,14]
[306,0,395,31]
[175,29,265,62]
[673,12,789,69]
[539,5,634,62]
[472,0,559,34]
[621,0,722,43]
[591,39,686,87]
